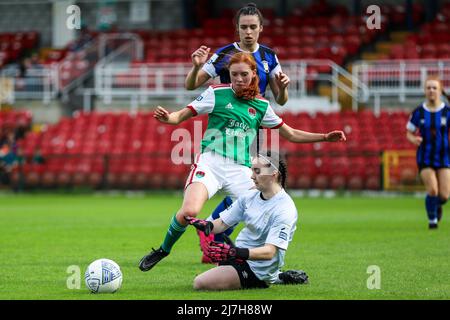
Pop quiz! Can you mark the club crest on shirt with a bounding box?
[195,171,205,178]
[248,107,256,118]
[262,60,269,74]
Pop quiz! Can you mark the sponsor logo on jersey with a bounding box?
[248,107,256,118]
[196,95,204,101]
[441,117,446,126]
[262,60,269,74]
[225,103,234,110]
[195,171,205,178]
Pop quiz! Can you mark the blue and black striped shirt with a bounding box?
[202,42,281,97]
[407,103,450,168]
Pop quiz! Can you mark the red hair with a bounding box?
[228,52,260,100]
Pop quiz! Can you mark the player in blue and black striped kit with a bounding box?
[184,3,290,261]
[407,76,450,229]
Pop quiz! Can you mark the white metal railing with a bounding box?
[279,60,369,110]
[0,66,59,103]
[353,59,450,113]
[94,59,370,111]
[0,33,143,105]
[98,32,143,64]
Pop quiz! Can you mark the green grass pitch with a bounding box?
[0,192,449,300]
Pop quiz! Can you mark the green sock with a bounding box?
[161,215,187,253]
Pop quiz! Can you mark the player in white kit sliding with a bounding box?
[187,152,307,290]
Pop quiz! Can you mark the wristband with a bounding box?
[234,247,250,260]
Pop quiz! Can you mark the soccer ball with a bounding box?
[85,258,123,293]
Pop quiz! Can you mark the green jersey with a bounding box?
[187,84,283,167]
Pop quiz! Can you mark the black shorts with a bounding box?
[418,164,450,172]
[219,260,269,289]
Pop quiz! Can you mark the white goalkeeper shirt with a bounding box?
[219,188,298,284]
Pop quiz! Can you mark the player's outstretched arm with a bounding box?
[185,46,212,90]
[278,123,346,143]
[184,216,230,235]
[153,106,194,125]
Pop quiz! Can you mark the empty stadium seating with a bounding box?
[125,2,391,66]
[387,3,450,60]
[7,109,415,191]
[0,31,38,68]
[0,110,32,130]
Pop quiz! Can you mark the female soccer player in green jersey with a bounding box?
[138,52,346,272]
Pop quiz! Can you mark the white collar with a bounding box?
[233,42,259,54]
[422,102,445,112]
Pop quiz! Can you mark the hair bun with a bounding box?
[246,2,257,8]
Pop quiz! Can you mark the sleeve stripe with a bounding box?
[184,164,198,190]
[271,121,284,129]
[186,105,197,116]
[406,121,417,132]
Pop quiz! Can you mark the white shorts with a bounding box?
[185,152,254,200]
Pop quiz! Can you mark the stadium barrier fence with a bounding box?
[353,59,450,114]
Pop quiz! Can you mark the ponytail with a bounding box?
[234,2,264,27]
[443,88,450,101]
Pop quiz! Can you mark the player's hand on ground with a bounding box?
[325,130,346,142]
[191,46,211,67]
[184,216,214,236]
[153,106,170,123]
[275,72,290,90]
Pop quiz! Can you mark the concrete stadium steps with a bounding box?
[360,31,414,61]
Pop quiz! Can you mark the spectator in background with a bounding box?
[16,52,44,92]
[0,131,18,185]
[68,25,94,52]
[32,147,45,165]
[18,52,43,78]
